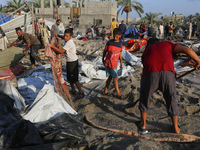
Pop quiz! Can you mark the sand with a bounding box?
[16,38,200,150]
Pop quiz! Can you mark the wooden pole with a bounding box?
[176,68,196,80]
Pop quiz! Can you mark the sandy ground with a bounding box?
[15,38,200,150]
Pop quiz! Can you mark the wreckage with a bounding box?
[1,2,200,149]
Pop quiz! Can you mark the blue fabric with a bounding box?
[106,68,118,78]
[124,25,138,36]
[0,13,11,25]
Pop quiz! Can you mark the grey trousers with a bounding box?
[139,71,179,116]
[30,44,42,65]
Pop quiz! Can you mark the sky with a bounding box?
[1,0,200,18]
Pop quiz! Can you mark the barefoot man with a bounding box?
[136,38,200,133]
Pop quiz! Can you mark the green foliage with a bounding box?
[6,0,25,13]
[117,0,144,24]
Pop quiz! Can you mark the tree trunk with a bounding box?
[126,12,129,24]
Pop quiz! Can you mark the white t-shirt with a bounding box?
[63,39,78,62]
[159,25,164,34]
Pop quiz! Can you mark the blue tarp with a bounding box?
[125,25,138,36]
[0,13,12,25]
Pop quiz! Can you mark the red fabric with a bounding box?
[0,64,25,80]
[46,37,73,107]
[104,40,122,69]
[141,24,146,30]
[142,41,179,76]
[81,37,88,41]
[125,38,148,52]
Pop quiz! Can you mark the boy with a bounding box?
[50,29,84,99]
[102,28,124,99]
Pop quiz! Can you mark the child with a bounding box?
[50,29,84,99]
[101,26,106,41]
[102,28,125,99]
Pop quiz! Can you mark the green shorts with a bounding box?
[105,67,118,78]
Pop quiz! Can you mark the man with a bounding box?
[68,21,74,33]
[164,23,169,38]
[192,22,198,37]
[109,18,118,39]
[188,20,193,39]
[169,21,174,36]
[51,19,61,37]
[119,20,127,41]
[136,38,200,133]
[159,22,164,39]
[141,22,146,33]
[7,27,45,69]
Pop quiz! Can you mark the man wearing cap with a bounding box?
[119,20,127,41]
[7,27,45,69]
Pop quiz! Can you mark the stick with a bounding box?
[176,68,196,80]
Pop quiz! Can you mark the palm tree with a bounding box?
[6,0,25,14]
[117,0,144,24]
[30,0,41,8]
[0,4,7,12]
[141,12,162,25]
[72,0,83,7]
[45,0,56,8]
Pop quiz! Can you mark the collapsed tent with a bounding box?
[0,13,12,25]
[124,25,139,37]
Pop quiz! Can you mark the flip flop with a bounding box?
[135,121,148,134]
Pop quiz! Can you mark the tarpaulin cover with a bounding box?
[0,13,11,25]
[124,25,138,36]
[0,80,26,111]
[0,91,106,149]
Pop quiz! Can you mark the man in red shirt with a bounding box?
[136,38,200,133]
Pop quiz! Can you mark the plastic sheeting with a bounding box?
[80,56,135,80]
[124,25,138,36]
[0,80,26,111]
[22,84,77,123]
[122,48,142,66]
[0,91,105,149]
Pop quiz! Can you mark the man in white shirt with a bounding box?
[159,22,164,39]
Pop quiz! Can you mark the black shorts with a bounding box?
[66,60,79,83]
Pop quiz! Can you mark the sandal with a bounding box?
[77,92,85,99]
[135,121,148,134]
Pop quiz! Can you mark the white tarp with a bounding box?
[0,80,26,111]
[22,84,77,123]
[122,48,143,67]
[80,56,135,80]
